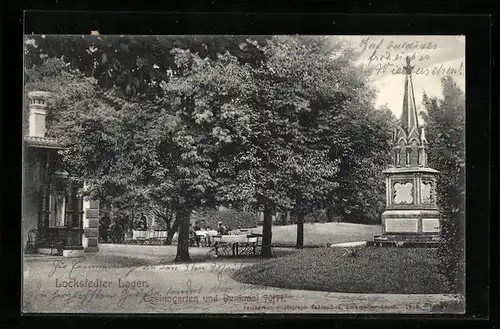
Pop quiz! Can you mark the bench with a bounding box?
[126,230,169,245]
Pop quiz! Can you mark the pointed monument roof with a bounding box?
[400,56,419,133]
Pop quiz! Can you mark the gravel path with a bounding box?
[23,245,462,314]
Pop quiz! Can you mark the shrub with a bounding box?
[437,209,465,293]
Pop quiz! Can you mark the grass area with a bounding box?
[244,222,381,247]
[232,247,451,294]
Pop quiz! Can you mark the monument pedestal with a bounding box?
[368,56,441,248]
[368,209,441,248]
[369,167,441,248]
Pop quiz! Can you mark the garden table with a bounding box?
[195,230,219,246]
[211,234,262,256]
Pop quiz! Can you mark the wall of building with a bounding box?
[22,148,43,249]
[82,198,100,252]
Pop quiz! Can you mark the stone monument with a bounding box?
[370,57,441,247]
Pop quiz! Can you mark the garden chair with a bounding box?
[26,229,39,254]
[209,235,237,257]
[237,234,262,256]
[152,231,167,245]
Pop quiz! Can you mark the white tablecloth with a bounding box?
[195,230,219,237]
[213,235,257,243]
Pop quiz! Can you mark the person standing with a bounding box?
[217,221,228,235]
[99,215,111,243]
[192,222,202,247]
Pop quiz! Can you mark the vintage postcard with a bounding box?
[22,34,465,314]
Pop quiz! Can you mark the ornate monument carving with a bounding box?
[370,57,441,247]
[393,181,414,205]
[421,180,435,205]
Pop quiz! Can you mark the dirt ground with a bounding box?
[22,244,462,314]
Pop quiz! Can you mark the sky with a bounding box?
[337,35,465,119]
[25,34,465,121]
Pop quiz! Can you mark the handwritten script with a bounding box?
[358,36,464,77]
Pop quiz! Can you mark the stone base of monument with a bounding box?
[368,209,441,248]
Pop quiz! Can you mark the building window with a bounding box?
[49,194,66,227]
[65,184,83,229]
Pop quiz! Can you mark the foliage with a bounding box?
[25,57,169,232]
[332,104,396,223]
[233,247,451,294]
[421,76,465,293]
[25,36,397,261]
[304,209,330,223]
[162,36,383,255]
[24,35,270,98]
[191,208,257,231]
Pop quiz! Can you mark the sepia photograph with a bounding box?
[22,34,466,314]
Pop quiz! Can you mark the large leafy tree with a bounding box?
[332,104,396,223]
[211,36,348,255]
[194,36,383,255]
[25,35,269,98]
[26,36,396,261]
[421,76,465,292]
[159,49,259,260]
[25,57,172,234]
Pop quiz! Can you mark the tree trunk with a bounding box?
[164,215,180,245]
[284,211,290,225]
[165,207,174,232]
[296,213,304,248]
[326,206,335,222]
[261,204,274,258]
[174,207,192,262]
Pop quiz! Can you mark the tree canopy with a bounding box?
[25,35,395,260]
[421,76,465,292]
[25,35,270,98]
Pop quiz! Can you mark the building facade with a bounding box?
[23,91,99,256]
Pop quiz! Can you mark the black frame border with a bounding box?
[1,7,495,329]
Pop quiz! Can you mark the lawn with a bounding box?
[232,247,451,294]
[244,222,381,247]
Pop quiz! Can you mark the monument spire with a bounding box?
[369,57,441,248]
[400,56,419,133]
[392,57,429,169]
